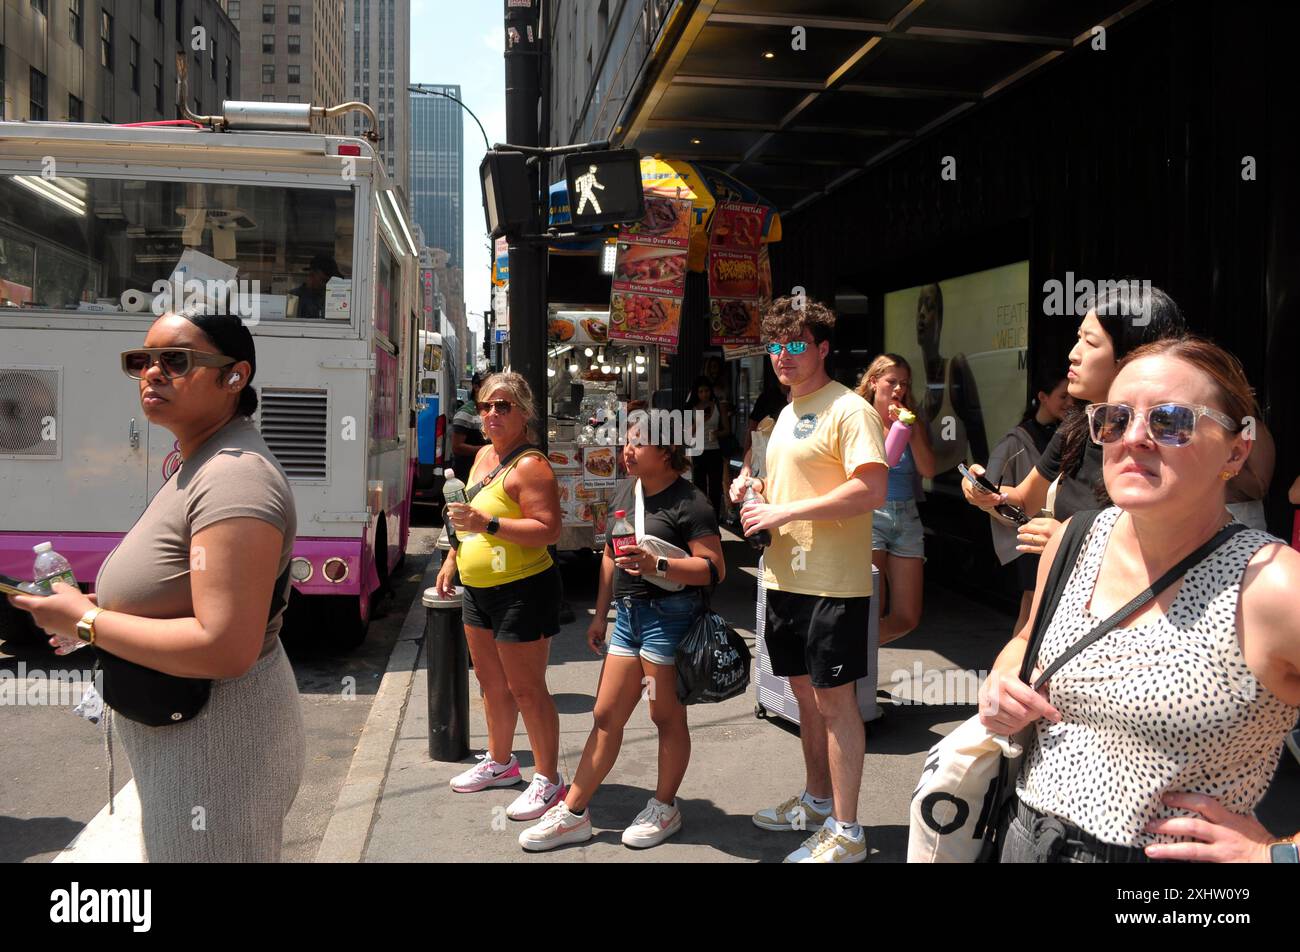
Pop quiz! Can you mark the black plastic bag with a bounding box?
[674,607,751,705]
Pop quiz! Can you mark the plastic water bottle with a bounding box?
[443,468,477,540]
[742,481,771,549]
[610,509,637,557]
[33,542,86,653]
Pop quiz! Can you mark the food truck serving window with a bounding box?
[0,173,354,322]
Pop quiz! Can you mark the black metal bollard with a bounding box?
[423,586,470,762]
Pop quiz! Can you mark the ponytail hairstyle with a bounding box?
[181,310,259,417]
[856,353,915,410]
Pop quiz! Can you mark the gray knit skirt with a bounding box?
[114,639,306,862]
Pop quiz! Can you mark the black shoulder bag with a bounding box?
[94,562,293,727]
[979,511,1248,860]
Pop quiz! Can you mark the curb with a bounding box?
[313,561,434,863]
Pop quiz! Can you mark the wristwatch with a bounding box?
[76,607,103,645]
[1270,840,1299,863]
[655,557,669,578]
[486,516,501,535]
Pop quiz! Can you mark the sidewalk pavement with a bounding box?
[359,530,1020,863]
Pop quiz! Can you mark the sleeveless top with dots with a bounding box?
[1018,506,1296,848]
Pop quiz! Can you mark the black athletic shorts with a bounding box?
[764,589,872,689]
[462,563,561,643]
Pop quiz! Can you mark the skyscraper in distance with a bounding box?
[409,84,464,270]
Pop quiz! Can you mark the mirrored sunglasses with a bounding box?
[765,341,808,356]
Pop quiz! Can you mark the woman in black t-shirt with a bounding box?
[517,416,724,853]
[964,286,1187,555]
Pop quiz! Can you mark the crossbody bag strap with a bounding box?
[466,443,541,502]
[1019,509,1100,683]
[1029,521,1248,691]
[634,479,646,539]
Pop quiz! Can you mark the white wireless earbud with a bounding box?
[229,373,242,384]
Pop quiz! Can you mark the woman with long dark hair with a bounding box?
[685,376,725,516]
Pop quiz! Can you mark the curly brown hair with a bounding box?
[761,294,837,345]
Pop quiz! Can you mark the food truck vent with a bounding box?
[0,368,61,459]
[256,389,329,480]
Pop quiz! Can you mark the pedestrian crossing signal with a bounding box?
[563,149,644,229]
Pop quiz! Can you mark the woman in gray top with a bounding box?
[8,311,303,862]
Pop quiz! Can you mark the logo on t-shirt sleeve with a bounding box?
[793,413,818,440]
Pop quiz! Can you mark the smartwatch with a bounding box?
[486,516,501,535]
[655,557,669,577]
[1270,840,1300,863]
[76,607,103,645]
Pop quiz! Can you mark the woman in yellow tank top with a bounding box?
[433,373,566,822]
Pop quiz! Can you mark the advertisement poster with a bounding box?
[548,309,610,346]
[609,196,691,349]
[581,446,617,488]
[883,261,1029,494]
[707,202,768,346]
[556,475,584,526]
[545,442,582,474]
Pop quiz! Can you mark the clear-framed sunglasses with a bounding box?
[1084,402,1239,447]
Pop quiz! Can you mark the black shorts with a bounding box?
[764,589,872,689]
[462,563,561,643]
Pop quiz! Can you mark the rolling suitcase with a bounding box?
[754,559,881,725]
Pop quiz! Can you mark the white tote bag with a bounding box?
[634,479,688,593]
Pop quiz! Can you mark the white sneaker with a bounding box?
[506,773,566,821]
[621,797,682,848]
[751,792,832,832]
[783,818,868,864]
[518,803,592,852]
[449,753,522,793]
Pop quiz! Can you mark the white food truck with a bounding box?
[0,94,420,647]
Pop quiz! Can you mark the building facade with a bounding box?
[0,0,240,123]
[344,0,408,195]
[228,0,346,134]
[409,84,462,270]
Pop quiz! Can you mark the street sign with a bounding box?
[494,329,509,343]
[563,149,644,229]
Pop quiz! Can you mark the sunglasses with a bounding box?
[765,341,809,356]
[1085,402,1238,447]
[476,400,516,416]
[122,348,236,380]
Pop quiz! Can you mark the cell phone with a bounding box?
[0,574,50,597]
[957,463,1031,526]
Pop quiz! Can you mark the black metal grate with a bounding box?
[257,388,328,480]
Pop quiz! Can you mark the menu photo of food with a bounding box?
[710,202,767,252]
[582,446,617,487]
[709,297,760,345]
[708,249,761,300]
[621,195,691,245]
[548,317,576,342]
[612,244,688,295]
[590,501,609,548]
[549,312,610,346]
[546,442,582,473]
[557,475,585,525]
[609,291,683,347]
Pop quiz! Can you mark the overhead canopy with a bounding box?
[615,0,1153,215]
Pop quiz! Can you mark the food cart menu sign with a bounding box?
[708,202,770,346]
[609,196,692,349]
[581,446,617,488]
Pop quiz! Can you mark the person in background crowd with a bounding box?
[685,376,725,517]
[450,373,486,483]
[702,354,739,523]
[1225,419,1275,531]
[10,311,303,862]
[290,254,342,320]
[915,282,987,471]
[434,373,566,823]
[855,354,936,644]
[984,373,1071,641]
[980,336,1300,863]
[733,295,888,864]
[518,415,724,852]
[963,286,1187,556]
[742,378,791,479]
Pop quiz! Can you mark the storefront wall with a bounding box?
[769,0,1298,606]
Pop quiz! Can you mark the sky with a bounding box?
[410,1,507,342]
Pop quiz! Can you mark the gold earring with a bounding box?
[1220,470,1235,481]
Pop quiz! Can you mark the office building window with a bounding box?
[262,4,274,23]
[227,0,238,17]
[262,34,274,53]
[288,4,300,23]
[155,0,163,20]
[30,68,47,120]
[262,94,275,101]
[100,12,113,70]
[0,47,5,121]
[225,57,232,98]
[154,60,164,112]
[288,35,300,54]
[131,38,140,92]
[262,64,275,84]
[175,0,184,43]
[211,39,217,80]
[69,0,82,45]
[286,94,300,102]
[68,93,83,121]
[288,65,300,84]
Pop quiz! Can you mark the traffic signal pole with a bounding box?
[503,0,547,450]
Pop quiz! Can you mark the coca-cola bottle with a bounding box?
[610,509,637,557]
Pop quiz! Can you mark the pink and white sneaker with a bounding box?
[518,802,592,852]
[506,773,566,821]
[450,753,522,793]
[621,798,682,848]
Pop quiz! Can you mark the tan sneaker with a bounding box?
[783,820,868,863]
[751,793,832,832]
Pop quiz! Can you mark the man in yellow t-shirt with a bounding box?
[733,295,887,864]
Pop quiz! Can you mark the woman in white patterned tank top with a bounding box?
[979,337,1300,863]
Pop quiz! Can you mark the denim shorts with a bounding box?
[872,499,926,560]
[608,590,702,666]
